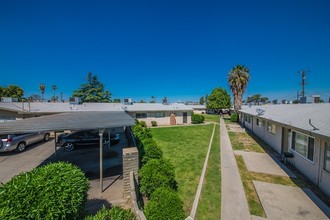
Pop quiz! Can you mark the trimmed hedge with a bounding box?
[151,121,157,127]
[142,144,163,164]
[0,162,89,220]
[85,206,136,220]
[144,187,185,220]
[139,158,177,198]
[230,113,238,122]
[191,114,205,124]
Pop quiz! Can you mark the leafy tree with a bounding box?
[199,96,205,105]
[150,96,156,103]
[206,87,231,114]
[228,65,250,113]
[246,94,268,105]
[72,72,111,103]
[0,85,24,101]
[138,100,146,103]
[113,98,121,103]
[39,83,46,101]
[162,97,168,104]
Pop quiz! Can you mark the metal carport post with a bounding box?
[99,129,105,192]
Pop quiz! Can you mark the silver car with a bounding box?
[0,132,50,153]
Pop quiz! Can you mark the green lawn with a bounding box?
[196,124,221,220]
[202,114,220,123]
[151,124,214,215]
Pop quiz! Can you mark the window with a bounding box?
[136,113,147,118]
[256,118,262,127]
[155,112,165,118]
[247,115,251,123]
[324,143,330,172]
[291,131,315,162]
[267,122,276,134]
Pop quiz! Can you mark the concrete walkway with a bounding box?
[220,118,250,220]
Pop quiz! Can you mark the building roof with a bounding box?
[239,104,330,139]
[123,103,193,112]
[0,111,135,134]
[187,105,206,110]
[0,102,124,113]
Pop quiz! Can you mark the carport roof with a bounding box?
[0,111,135,134]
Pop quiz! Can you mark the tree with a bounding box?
[39,84,46,101]
[246,94,268,105]
[199,96,205,105]
[150,96,156,103]
[0,85,24,101]
[28,94,41,102]
[162,97,168,104]
[52,85,57,102]
[228,65,250,113]
[206,87,231,114]
[72,72,111,103]
[113,98,121,103]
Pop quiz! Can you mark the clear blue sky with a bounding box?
[1,0,330,103]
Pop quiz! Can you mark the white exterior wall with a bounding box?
[129,111,191,126]
[263,123,282,154]
[193,109,206,114]
[289,135,321,185]
[253,118,265,140]
[317,140,330,197]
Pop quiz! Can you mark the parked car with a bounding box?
[57,129,120,152]
[0,132,50,153]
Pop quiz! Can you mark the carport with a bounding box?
[0,111,135,192]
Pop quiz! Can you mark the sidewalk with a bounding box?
[220,118,250,220]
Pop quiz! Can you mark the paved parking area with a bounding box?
[0,129,128,214]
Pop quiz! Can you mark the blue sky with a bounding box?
[1,0,330,103]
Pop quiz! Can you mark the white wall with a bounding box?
[318,140,330,197]
[263,123,282,154]
[129,111,191,126]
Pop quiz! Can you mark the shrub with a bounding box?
[144,187,185,220]
[139,120,147,127]
[0,162,89,220]
[142,138,158,147]
[142,144,163,164]
[151,121,157,127]
[192,114,205,124]
[139,158,177,198]
[85,206,136,220]
[230,113,238,122]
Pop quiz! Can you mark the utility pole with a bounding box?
[298,70,308,103]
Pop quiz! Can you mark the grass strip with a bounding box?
[196,124,221,220]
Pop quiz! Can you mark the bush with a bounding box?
[192,114,205,124]
[142,144,163,164]
[142,138,158,147]
[133,125,152,141]
[85,206,136,220]
[0,162,89,220]
[230,113,238,122]
[144,187,185,220]
[139,120,147,127]
[151,121,157,127]
[139,158,177,198]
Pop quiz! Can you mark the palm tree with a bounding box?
[39,84,46,101]
[52,85,57,102]
[228,65,250,114]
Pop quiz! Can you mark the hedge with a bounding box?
[230,113,238,122]
[144,187,185,220]
[191,114,205,124]
[85,206,135,220]
[139,158,177,198]
[0,162,89,220]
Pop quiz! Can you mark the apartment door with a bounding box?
[281,127,290,153]
[183,112,187,123]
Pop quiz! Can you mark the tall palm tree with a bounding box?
[52,85,57,102]
[39,83,46,101]
[228,65,250,114]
